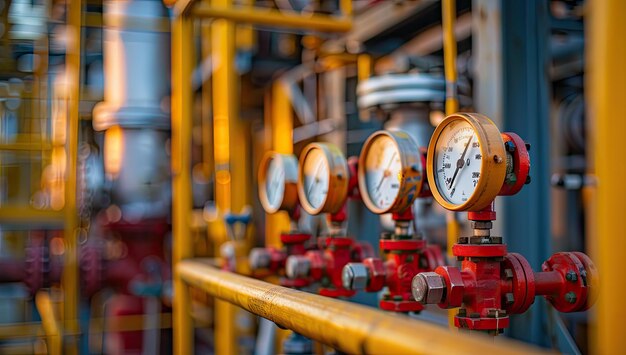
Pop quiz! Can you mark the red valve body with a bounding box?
[306,237,374,298]
[435,240,597,333]
[251,232,312,288]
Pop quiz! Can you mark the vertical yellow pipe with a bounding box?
[442,0,460,329]
[212,0,249,353]
[339,0,352,16]
[172,13,194,355]
[588,0,626,353]
[265,81,292,249]
[63,0,82,352]
[36,292,62,355]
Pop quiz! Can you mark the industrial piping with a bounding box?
[177,259,546,355]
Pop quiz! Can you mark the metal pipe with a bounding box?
[177,259,545,354]
[588,0,626,352]
[171,11,194,355]
[36,292,62,355]
[93,0,171,219]
[192,5,352,32]
[442,0,461,329]
[63,0,82,351]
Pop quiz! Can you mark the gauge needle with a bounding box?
[375,152,397,193]
[448,136,473,190]
[307,160,324,197]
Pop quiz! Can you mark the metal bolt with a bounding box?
[493,155,503,164]
[411,272,445,304]
[249,248,271,270]
[565,271,578,282]
[342,263,369,290]
[565,291,577,304]
[504,269,514,279]
[505,293,515,305]
[286,256,310,279]
[504,141,516,153]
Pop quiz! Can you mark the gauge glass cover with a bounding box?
[302,148,330,210]
[433,119,483,205]
[363,135,403,210]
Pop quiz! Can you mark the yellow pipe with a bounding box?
[177,259,546,354]
[588,0,626,353]
[211,1,245,353]
[0,323,43,340]
[442,0,460,329]
[192,5,352,32]
[63,0,82,352]
[171,12,194,355]
[35,292,61,355]
[265,81,293,249]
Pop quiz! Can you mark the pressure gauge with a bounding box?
[427,113,507,212]
[258,152,299,214]
[358,130,424,214]
[297,143,348,215]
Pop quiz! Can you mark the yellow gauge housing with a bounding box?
[258,152,299,214]
[427,113,507,212]
[297,143,348,215]
[358,130,424,214]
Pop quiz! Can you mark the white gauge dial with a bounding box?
[364,135,402,210]
[302,148,330,210]
[427,113,507,212]
[358,130,424,214]
[297,143,348,215]
[265,157,285,209]
[258,152,299,214]
[433,120,482,205]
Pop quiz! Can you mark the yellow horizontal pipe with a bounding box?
[0,142,52,151]
[177,259,546,355]
[192,5,352,32]
[0,323,43,340]
[0,206,64,224]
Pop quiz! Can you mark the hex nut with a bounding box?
[286,255,310,279]
[249,248,271,270]
[342,263,369,290]
[412,272,445,304]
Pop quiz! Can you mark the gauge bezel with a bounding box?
[297,143,348,215]
[358,130,424,214]
[258,152,299,214]
[427,113,507,212]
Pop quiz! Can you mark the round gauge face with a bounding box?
[258,152,299,214]
[433,119,482,205]
[427,113,507,211]
[358,130,423,214]
[265,157,286,210]
[297,143,348,215]
[363,135,402,210]
[301,148,330,210]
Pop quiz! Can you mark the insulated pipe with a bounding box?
[177,259,545,354]
[93,0,171,218]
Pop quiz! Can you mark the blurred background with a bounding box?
[0,0,622,354]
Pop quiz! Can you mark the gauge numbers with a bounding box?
[434,120,482,205]
[364,135,402,210]
[359,130,423,214]
[427,113,507,212]
[297,143,348,215]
